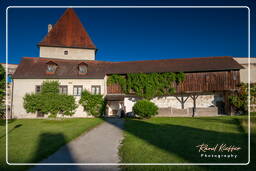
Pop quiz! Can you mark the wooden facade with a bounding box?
[107,70,240,94]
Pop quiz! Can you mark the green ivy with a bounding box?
[23,81,77,117]
[107,72,185,99]
[229,83,256,113]
[79,90,106,117]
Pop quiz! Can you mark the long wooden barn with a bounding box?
[105,56,242,116]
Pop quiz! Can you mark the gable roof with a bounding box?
[38,8,96,49]
[12,56,243,79]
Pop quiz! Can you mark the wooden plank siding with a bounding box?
[107,70,240,94]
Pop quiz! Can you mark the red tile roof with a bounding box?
[12,56,243,79]
[38,8,96,49]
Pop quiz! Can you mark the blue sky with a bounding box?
[0,0,255,64]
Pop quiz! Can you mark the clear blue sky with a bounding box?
[0,0,255,64]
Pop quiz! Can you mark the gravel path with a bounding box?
[29,118,124,171]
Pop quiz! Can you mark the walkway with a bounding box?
[30,118,124,171]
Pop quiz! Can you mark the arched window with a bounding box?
[78,62,88,74]
[46,61,57,73]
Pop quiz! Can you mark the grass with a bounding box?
[0,118,103,171]
[120,115,256,171]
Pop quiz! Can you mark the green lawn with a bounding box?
[120,115,256,171]
[0,118,103,171]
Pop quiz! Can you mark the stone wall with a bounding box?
[157,107,218,117]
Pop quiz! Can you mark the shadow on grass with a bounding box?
[27,133,80,171]
[0,123,22,140]
[104,117,253,170]
[0,119,17,126]
[119,119,248,163]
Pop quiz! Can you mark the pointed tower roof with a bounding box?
[38,8,96,49]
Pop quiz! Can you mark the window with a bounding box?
[64,50,68,55]
[73,86,83,96]
[91,85,101,95]
[35,85,41,93]
[233,74,237,81]
[46,61,57,73]
[59,85,68,95]
[78,63,88,74]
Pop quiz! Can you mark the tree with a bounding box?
[79,90,106,117]
[0,64,5,117]
[229,83,256,113]
[23,81,77,117]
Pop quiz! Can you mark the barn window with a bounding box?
[46,61,57,73]
[233,74,237,80]
[78,63,88,74]
[64,50,68,55]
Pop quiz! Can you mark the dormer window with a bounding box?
[78,62,88,74]
[46,61,57,73]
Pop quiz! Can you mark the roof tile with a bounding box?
[12,56,243,79]
[38,8,96,49]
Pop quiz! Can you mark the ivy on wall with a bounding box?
[107,72,185,99]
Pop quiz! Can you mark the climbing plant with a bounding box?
[229,83,256,113]
[23,81,77,117]
[79,90,106,117]
[107,72,185,100]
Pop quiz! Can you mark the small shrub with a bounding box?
[132,100,158,118]
[79,90,106,117]
[229,83,256,113]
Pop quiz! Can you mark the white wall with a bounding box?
[124,94,223,113]
[124,96,141,113]
[234,57,256,83]
[151,94,222,109]
[12,78,105,118]
[39,46,96,60]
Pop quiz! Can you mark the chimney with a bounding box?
[48,24,53,32]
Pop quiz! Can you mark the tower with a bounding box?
[38,8,96,60]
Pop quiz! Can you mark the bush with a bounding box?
[79,90,106,117]
[132,100,158,118]
[229,83,256,113]
[23,81,77,117]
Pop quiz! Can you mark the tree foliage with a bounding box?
[0,64,5,116]
[107,72,185,99]
[229,83,256,113]
[79,90,106,117]
[23,81,77,117]
[132,99,158,118]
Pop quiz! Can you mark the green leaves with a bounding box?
[0,65,5,116]
[23,81,77,117]
[228,83,256,113]
[132,99,158,118]
[108,72,185,100]
[79,90,106,117]
[41,81,60,94]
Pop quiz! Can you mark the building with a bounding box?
[1,63,18,118]
[11,9,243,118]
[234,57,256,83]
